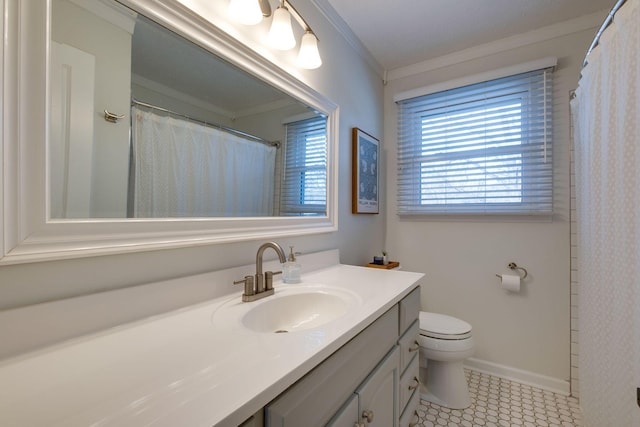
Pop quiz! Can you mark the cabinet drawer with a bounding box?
[399,287,421,333]
[399,386,420,427]
[398,320,419,374]
[399,355,419,411]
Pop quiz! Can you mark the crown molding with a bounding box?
[310,0,384,78]
[387,9,608,82]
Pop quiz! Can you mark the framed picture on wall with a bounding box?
[352,128,380,214]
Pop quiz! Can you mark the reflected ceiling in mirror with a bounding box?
[49,0,327,219]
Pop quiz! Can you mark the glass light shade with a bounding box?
[228,0,263,25]
[297,31,322,69]
[268,7,296,50]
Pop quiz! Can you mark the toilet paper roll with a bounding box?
[501,273,521,292]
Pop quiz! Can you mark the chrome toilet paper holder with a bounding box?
[496,262,528,280]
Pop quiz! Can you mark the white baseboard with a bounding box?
[464,357,570,396]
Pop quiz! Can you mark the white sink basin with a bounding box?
[212,285,359,333]
[242,292,349,333]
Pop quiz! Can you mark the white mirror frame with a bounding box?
[0,0,338,265]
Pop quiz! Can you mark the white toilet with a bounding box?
[418,311,475,409]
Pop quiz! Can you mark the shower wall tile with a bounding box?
[569,112,580,398]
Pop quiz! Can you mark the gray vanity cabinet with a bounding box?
[326,348,399,427]
[325,394,359,427]
[355,347,400,426]
[397,287,421,427]
[264,287,421,427]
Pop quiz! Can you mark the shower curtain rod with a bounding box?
[582,0,627,69]
[131,98,280,148]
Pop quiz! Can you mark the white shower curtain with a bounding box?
[131,106,276,217]
[571,0,639,425]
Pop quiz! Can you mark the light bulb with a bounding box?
[297,31,322,69]
[268,6,296,50]
[228,0,263,25]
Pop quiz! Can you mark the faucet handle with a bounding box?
[264,270,281,291]
[233,275,255,296]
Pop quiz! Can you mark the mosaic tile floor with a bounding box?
[415,369,583,427]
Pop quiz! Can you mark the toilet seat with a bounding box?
[419,312,472,340]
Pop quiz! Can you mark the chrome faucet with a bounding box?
[233,241,287,302]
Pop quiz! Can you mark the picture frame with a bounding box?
[352,128,380,214]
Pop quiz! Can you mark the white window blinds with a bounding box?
[280,116,327,215]
[397,68,554,215]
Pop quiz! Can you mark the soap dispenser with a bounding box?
[282,246,301,284]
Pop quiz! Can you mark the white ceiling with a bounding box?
[325,0,615,71]
[132,15,290,117]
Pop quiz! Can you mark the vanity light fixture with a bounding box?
[228,0,263,25]
[228,0,322,69]
[268,4,296,50]
[297,30,322,69]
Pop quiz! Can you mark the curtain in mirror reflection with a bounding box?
[130,106,277,217]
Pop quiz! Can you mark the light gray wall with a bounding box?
[383,27,598,384]
[0,1,385,358]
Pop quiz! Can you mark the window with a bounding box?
[280,116,327,215]
[397,68,553,215]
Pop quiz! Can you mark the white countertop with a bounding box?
[0,263,423,426]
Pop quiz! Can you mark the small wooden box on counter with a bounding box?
[365,261,400,270]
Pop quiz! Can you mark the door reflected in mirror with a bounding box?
[49,0,328,219]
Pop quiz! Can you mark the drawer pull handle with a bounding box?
[408,376,420,390]
[362,409,374,423]
[408,340,420,352]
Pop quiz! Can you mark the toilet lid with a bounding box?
[419,312,472,339]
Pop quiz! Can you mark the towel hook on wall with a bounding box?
[104,109,125,123]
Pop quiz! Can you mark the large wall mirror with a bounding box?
[0,0,338,264]
[51,0,328,219]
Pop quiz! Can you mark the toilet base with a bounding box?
[419,361,471,409]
